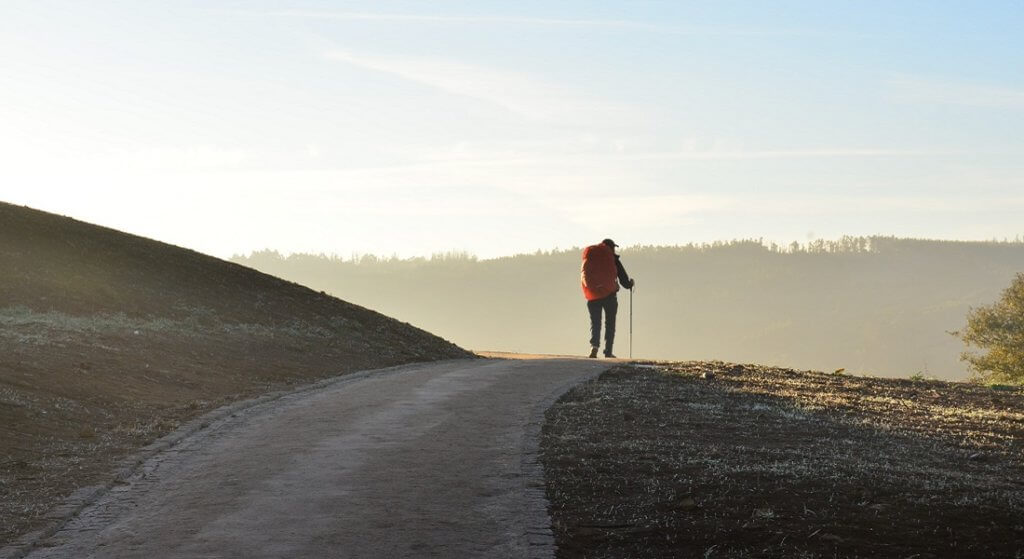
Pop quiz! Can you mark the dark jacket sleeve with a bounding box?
[614,256,634,289]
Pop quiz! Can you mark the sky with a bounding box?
[2,1,1023,259]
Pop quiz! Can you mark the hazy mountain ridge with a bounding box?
[233,237,1024,379]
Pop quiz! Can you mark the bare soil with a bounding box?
[0,202,470,546]
[541,362,1024,558]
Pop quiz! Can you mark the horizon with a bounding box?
[235,233,1024,263]
[232,234,1024,381]
[3,1,1023,260]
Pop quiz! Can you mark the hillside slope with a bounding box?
[0,202,470,545]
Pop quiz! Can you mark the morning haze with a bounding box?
[5,2,1024,554]
[2,2,1023,374]
[233,237,1024,380]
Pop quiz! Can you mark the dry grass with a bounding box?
[541,362,1024,558]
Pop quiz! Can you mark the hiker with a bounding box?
[581,239,635,358]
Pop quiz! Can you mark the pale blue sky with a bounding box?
[2,1,1022,258]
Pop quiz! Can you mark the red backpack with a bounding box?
[581,243,618,301]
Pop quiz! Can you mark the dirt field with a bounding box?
[541,362,1024,558]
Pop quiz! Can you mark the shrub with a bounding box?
[957,273,1024,383]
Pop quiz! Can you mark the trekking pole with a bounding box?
[629,285,634,359]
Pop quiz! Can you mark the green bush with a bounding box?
[958,273,1024,383]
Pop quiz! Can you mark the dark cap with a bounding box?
[602,238,618,248]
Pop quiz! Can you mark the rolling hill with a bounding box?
[0,202,470,546]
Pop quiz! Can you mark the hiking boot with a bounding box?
[588,347,599,358]
[604,352,617,358]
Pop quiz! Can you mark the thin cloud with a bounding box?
[398,146,965,167]
[565,192,1024,228]
[270,10,662,29]
[888,75,1024,109]
[262,10,830,36]
[324,50,625,122]
[1,145,250,175]
[566,194,734,227]
[724,194,1024,216]
[616,148,965,161]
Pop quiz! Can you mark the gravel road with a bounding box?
[18,357,608,559]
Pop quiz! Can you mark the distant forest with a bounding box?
[232,237,1024,380]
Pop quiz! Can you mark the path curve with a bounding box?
[21,357,609,558]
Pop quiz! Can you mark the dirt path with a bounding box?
[16,357,609,559]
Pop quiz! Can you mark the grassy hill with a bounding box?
[0,202,470,546]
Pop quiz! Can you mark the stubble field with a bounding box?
[541,362,1024,558]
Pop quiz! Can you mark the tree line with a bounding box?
[233,237,1024,381]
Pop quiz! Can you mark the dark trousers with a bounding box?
[587,294,618,354]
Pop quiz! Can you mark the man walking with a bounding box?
[580,239,635,358]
